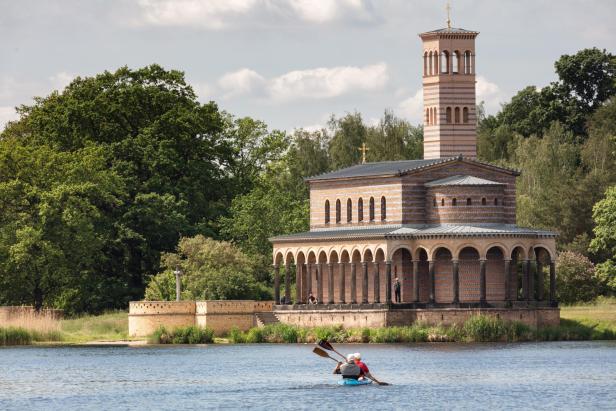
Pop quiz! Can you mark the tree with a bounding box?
[556,251,601,304]
[327,112,366,168]
[589,186,616,260]
[144,235,261,301]
[366,109,423,161]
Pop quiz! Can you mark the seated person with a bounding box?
[353,352,384,384]
[307,293,318,304]
[333,354,361,379]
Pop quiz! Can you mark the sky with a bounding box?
[1,0,615,132]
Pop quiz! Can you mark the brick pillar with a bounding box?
[549,261,556,304]
[479,259,486,304]
[373,262,380,303]
[523,259,530,301]
[528,260,535,301]
[537,261,544,301]
[361,262,368,304]
[295,263,302,304]
[428,261,435,304]
[327,263,334,304]
[452,259,459,304]
[412,260,419,302]
[350,263,357,304]
[385,261,392,304]
[273,264,280,305]
[306,263,312,297]
[504,259,511,301]
[317,263,323,304]
[339,262,346,304]
[285,264,291,305]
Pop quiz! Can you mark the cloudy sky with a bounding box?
[1,0,615,132]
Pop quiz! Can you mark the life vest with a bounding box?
[340,362,361,379]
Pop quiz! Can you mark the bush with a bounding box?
[148,325,214,344]
[261,323,299,343]
[462,315,507,342]
[0,327,33,346]
[245,327,264,343]
[557,251,602,304]
[227,327,246,343]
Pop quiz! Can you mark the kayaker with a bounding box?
[333,354,362,380]
[353,352,385,384]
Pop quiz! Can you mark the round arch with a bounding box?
[274,251,284,266]
[389,245,413,261]
[429,244,453,260]
[484,242,509,260]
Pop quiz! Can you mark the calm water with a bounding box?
[1,341,616,410]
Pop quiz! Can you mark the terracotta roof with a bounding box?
[270,224,556,242]
[425,175,505,187]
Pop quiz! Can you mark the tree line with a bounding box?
[0,48,614,312]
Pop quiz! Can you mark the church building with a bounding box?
[269,23,559,327]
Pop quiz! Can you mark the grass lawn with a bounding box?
[560,297,616,329]
[59,311,129,343]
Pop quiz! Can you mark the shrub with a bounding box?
[556,251,601,304]
[244,327,264,343]
[227,327,246,343]
[261,323,299,343]
[148,325,214,344]
[462,315,507,342]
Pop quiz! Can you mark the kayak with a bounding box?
[337,379,372,386]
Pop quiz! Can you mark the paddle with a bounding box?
[317,339,346,361]
[312,347,340,363]
[317,340,390,386]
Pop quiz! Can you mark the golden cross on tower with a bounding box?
[358,143,369,164]
[446,1,451,29]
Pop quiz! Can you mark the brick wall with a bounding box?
[426,185,506,224]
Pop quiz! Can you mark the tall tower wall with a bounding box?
[420,29,479,159]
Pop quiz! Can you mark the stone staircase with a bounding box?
[255,311,280,327]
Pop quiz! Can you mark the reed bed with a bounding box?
[0,309,63,345]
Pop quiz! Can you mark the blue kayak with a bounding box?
[337,379,372,386]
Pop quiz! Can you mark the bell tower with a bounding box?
[419,23,479,159]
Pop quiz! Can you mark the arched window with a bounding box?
[428,107,432,125]
[481,198,486,205]
[446,107,452,124]
[440,50,450,74]
[380,196,386,221]
[347,199,352,222]
[425,108,429,125]
[454,107,460,123]
[324,200,330,224]
[335,199,341,223]
[494,198,498,206]
[464,51,472,74]
[433,197,437,207]
[441,198,445,206]
[358,198,364,222]
[467,198,472,206]
[432,51,438,75]
[369,197,375,221]
[463,107,469,124]
[452,198,457,206]
[452,51,460,74]
[428,51,433,75]
[433,107,437,125]
[423,51,428,76]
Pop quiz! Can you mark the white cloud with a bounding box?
[218,68,265,98]
[288,0,369,23]
[0,106,19,131]
[476,76,504,114]
[48,72,75,91]
[396,89,423,124]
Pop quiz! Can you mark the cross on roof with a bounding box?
[446,1,451,29]
[358,143,369,164]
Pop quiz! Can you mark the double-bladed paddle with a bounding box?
[316,339,390,386]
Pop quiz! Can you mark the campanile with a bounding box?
[419,25,479,159]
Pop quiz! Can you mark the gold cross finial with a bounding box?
[358,143,369,164]
[446,1,451,29]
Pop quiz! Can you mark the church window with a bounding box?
[432,51,438,75]
[423,52,428,76]
[433,107,437,125]
[453,51,460,74]
[347,199,352,222]
[452,198,457,206]
[440,50,450,74]
[336,199,341,223]
[455,107,460,123]
[369,197,375,221]
[494,198,498,206]
[467,198,472,206]
[358,198,364,221]
[446,107,452,124]
[381,196,386,221]
[433,197,437,207]
[441,198,445,206]
[428,51,433,75]
[325,200,330,224]
[463,107,469,123]
[425,108,429,124]
[481,198,486,205]
[464,51,472,74]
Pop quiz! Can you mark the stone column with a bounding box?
[479,259,487,304]
[527,259,535,301]
[327,263,334,304]
[428,260,435,304]
[285,264,291,305]
[317,263,323,304]
[385,261,392,304]
[295,263,302,304]
[537,261,544,301]
[412,260,420,302]
[549,261,556,303]
[373,262,380,303]
[350,262,357,304]
[306,263,312,297]
[273,265,280,305]
[361,262,369,304]
[504,259,512,302]
[523,259,530,301]
[339,262,346,304]
[452,259,460,304]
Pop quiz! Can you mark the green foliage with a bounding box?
[556,251,602,304]
[590,186,616,258]
[462,315,507,342]
[145,235,260,301]
[148,325,214,344]
[365,109,423,162]
[0,327,33,346]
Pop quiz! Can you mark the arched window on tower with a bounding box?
[380,196,386,221]
[463,107,469,124]
[358,198,364,222]
[432,51,438,75]
[423,51,428,76]
[441,198,445,206]
[455,107,460,124]
[464,51,471,74]
[428,51,433,76]
[347,199,352,222]
[453,51,460,74]
[440,50,450,74]
[336,199,341,223]
[452,198,457,206]
[481,198,486,205]
[467,198,472,206]
[433,197,437,207]
[446,107,452,124]
[425,108,429,125]
[433,107,437,125]
[325,200,330,224]
[494,198,499,206]
[369,197,375,221]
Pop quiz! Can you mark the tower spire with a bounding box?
[446,1,451,29]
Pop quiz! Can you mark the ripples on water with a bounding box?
[1,341,615,410]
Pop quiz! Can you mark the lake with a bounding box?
[1,341,615,410]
